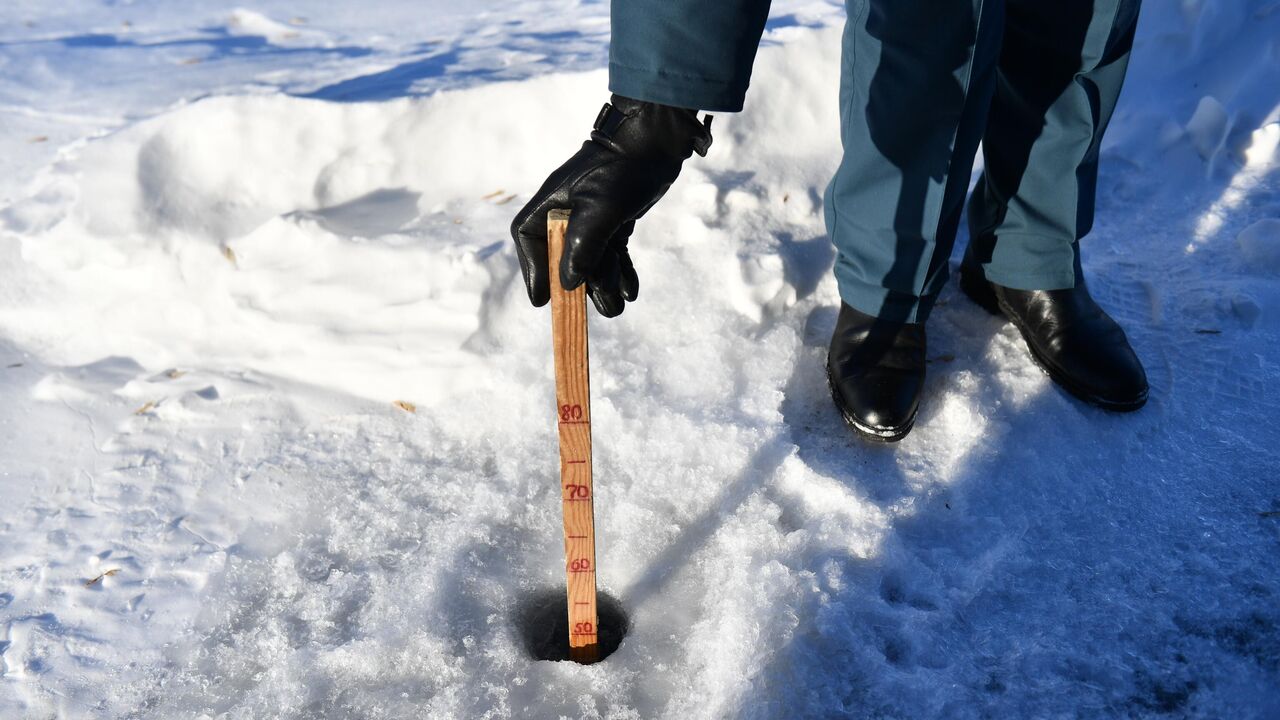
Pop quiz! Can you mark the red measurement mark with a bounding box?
[566,460,587,464]
[574,601,590,605]
[567,535,588,539]
[559,420,589,425]
[571,633,598,637]
[559,404,583,422]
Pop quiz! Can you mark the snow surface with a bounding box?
[1,1,1278,718]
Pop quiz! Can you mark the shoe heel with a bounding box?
[959,265,1003,316]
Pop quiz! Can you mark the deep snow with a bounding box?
[1,1,1278,718]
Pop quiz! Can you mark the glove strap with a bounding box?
[593,101,715,158]
[593,101,627,137]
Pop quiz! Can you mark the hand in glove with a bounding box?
[510,94,712,317]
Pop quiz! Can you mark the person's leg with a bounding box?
[966,0,1141,288]
[824,0,1005,442]
[824,0,1004,325]
[960,0,1148,411]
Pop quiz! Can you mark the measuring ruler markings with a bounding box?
[547,209,600,663]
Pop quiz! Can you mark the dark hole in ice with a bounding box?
[515,587,628,663]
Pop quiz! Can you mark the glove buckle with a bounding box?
[593,102,626,136]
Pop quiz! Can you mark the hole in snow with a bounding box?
[514,587,629,664]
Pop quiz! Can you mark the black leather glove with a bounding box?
[510,94,712,317]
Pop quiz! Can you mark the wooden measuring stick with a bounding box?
[547,209,600,665]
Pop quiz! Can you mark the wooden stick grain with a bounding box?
[547,209,600,664]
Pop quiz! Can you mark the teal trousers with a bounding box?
[610,0,1142,323]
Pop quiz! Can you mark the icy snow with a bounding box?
[1,1,1278,718]
[1239,219,1280,274]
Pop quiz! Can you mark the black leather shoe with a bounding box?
[826,302,927,442]
[959,262,1148,411]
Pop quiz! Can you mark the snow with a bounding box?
[1,1,1278,718]
[1239,219,1280,274]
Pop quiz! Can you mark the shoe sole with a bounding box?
[958,268,1148,413]
[824,356,916,443]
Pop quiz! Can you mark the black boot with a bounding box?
[826,302,927,442]
[958,261,1148,411]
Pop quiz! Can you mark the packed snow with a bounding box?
[1,1,1278,717]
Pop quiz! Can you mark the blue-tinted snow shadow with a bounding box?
[621,437,798,610]
[298,27,607,102]
[4,19,612,104]
[729,150,1280,715]
[2,29,374,62]
[288,187,422,237]
[298,49,481,102]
